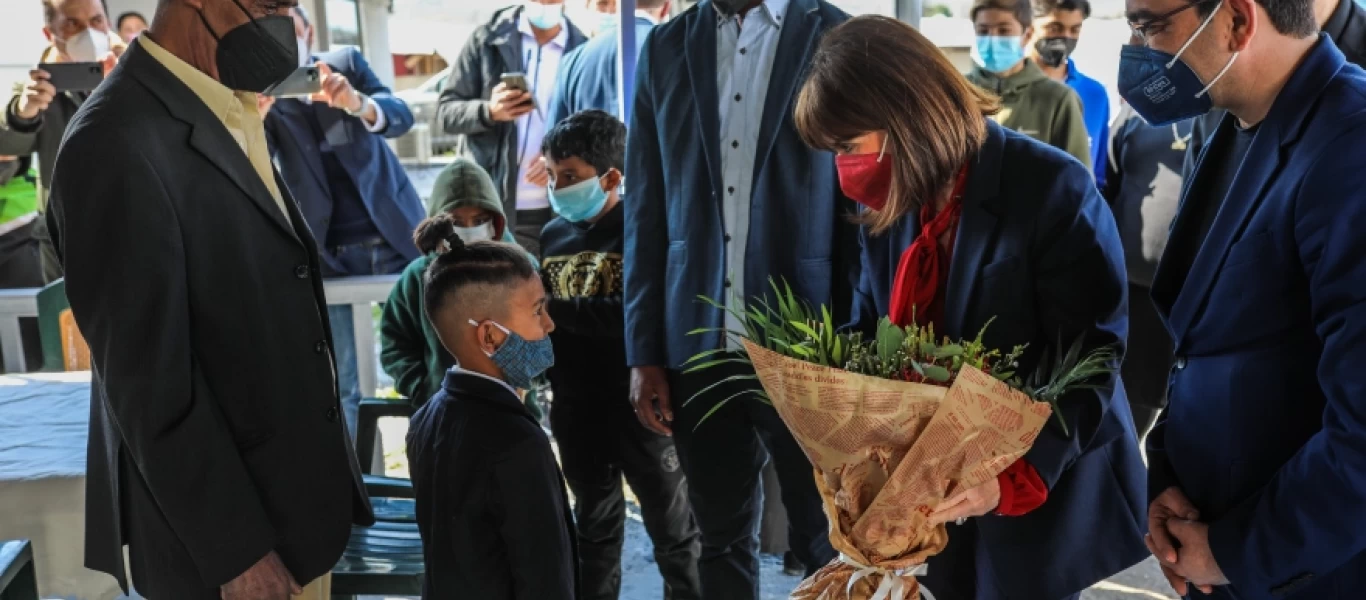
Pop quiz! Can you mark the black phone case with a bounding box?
[39,63,103,93]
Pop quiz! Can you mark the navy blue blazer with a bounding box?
[623,0,860,369]
[851,121,1148,599]
[1147,36,1366,600]
[547,16,656,124]
[264,47,424,274]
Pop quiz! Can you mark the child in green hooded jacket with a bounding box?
[380,159,540,410]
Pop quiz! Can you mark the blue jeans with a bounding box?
[326,239,409,438]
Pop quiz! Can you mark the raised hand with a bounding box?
[311,62,362,113]
[15,70,55,121]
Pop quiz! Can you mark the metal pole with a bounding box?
[894,0,922,29]
[617,0,638,122]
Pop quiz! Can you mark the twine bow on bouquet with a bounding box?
[839,554,936,600]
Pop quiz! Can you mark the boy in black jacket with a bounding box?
[541,110,701,599]
[405,219,577,599]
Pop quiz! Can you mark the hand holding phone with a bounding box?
[490,72,535,122]
[14,70,56,120]
[264,66,322,98]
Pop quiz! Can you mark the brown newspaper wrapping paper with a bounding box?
[742,340,1052,600]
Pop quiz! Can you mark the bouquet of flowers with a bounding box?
[686,280,1117,600]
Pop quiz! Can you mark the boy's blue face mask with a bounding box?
[547,176,610,223]
[1118,1,1238,126]
[974,35,1025,74]
[469,319,554,391]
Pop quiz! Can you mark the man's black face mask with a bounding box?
[1034,37,1078,68]
[197,0,298,92]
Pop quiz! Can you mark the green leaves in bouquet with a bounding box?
[1020,333,1119,436]
[681,277,1116,435]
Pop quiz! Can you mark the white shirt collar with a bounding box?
[519,12,570,49]
[716,0,790,27]
[453,367,521,400]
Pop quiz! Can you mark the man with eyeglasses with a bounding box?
[1120,0,1366,597]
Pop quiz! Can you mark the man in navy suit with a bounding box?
[261,6,424,436]
[624,0,859,596]
[546,0,672,124]
[1121,0,1366,597]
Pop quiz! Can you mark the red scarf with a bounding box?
[888,167,971,329]
[883,165,1048,516]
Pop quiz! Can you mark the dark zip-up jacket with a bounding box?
[437,5,586,231]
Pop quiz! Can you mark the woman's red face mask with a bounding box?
[835,136,892,211]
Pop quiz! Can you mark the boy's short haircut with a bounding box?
[971,0,1033,28]
[541,109,627,175]
[1032,0,1090,19]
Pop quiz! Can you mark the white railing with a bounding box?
[0,275,401,397]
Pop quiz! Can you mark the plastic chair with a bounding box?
[0,540,38,600]
[332,399,423,597]
[36,279,89,372]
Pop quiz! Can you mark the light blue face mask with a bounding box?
[547,176,610,223]
[975,35,1026,74]
[524,1,564,30]
[595,11,618,34]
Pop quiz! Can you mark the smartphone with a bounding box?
[264,66,321,98]
[38,62,103,93]
[499,72,536,110]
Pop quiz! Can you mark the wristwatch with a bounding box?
[346,93,370,118]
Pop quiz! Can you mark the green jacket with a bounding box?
[968,59,1092,169]
[0,161,37,226]
[379,159,532,405]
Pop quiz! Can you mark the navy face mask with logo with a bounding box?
[1118,1,1238,126]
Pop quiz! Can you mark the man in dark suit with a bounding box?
[623,0,858,596]
[261,5,424,436]
[46,0,373,597]
[1121,0,1366,596]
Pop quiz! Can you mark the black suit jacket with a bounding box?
[406,370,579,599]
[46,39,373,597]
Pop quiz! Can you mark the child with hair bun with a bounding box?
[404,218,577,598]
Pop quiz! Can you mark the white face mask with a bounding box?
[63,27,111,63]
[453,223,495,243]
[296,36,311,68]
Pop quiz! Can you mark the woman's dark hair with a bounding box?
[415,214,537,323]
[795,15,1000,234]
